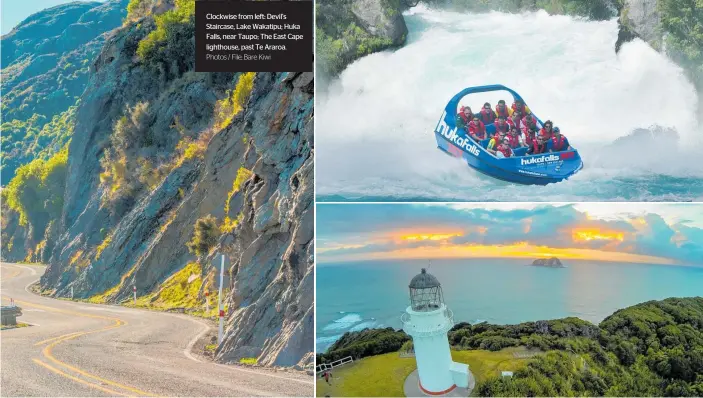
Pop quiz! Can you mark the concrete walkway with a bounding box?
[403,369,475,397]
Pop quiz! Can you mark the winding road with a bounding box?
[0,262,313,397]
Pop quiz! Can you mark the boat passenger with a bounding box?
[539,120,554,140]
[468,117,487,141]
[507,110,523,130]
[496,138,514,158]
[494,116,509,134]
[487,131,507,153]
[527,135,548,155]
[510,98,531,116]
[456,106,473,131]
[478,102,497,125]
[520,113,539,134]
[495,100,510,119]
[548,127,571,152]
[506,126,524,148]
[524,126,538,147]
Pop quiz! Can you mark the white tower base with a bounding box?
[402,304,470,394]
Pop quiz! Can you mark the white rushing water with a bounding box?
[316,5,703,201]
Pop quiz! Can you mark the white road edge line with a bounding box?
[177,314,314,385]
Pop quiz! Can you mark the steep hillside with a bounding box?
[2,0,313,369]
[1,0,128,183]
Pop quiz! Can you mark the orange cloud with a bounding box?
[401,233,462,241]
[572,228,625,243]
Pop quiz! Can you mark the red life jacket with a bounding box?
[531,140,547,154]
[457,112,472,126]
[495,105,510,119]
[494,119,509,133]
[469,120,486,139]
[551,135,566,151]
[540,127,553,140]
[498,145,513,158]
[524,131,536,146]
[512,102,526,114]
[506,133,520,148]
[522,116,537,130]
[479,109,496,125]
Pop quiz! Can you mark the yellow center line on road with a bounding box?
[12,299,158,397]
[32,358,128,397]
[0,270,22,280]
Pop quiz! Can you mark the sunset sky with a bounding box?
[316,203,703,265]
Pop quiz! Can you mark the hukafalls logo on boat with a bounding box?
[435,111,481,157]
[520,154,560,166]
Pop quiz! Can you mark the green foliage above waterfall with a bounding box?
[658,0,703,88]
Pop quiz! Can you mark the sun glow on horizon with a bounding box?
[319,242,677,265]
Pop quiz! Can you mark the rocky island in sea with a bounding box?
[528,257,565,268]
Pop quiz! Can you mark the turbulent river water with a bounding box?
[316,6,703,202]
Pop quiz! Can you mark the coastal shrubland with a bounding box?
[318,297,703,396]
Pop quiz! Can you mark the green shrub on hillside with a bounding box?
[187,215,220,256]
[137,0,195,65]
[2,146,68,240]
[316,328,410,363]
[474,297,703,396]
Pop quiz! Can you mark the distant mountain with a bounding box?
[528,257,565,268]
[1,0,128,183]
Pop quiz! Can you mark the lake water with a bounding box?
[316,258,703,352]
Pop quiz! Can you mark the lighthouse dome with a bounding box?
[409,268,444,312]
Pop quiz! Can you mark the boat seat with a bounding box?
[513,147,528,156]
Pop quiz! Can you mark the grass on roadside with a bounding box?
[239,357,257,365]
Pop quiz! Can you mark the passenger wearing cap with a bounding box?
[539,120,555,140]
[456,106,474,131]
[478,102,497,125]
[548,127,571,152]
[527,134,549,155]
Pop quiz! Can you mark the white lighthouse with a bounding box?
[401,268,469,395]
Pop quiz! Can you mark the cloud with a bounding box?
[316,204,703,265]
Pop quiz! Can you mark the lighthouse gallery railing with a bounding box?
[401,307,454,337]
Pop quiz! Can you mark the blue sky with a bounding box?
[317,203,703,265]
[1,0,104,35]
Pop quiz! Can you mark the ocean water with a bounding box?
[316,259,703,353]
[316,6,703,202]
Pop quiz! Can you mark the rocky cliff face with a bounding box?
[316,0,408,85]
[615,0,661,51]
[28,0,312,369]
[1,0,128,183]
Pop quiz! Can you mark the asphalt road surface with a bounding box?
[0,262,313,397]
